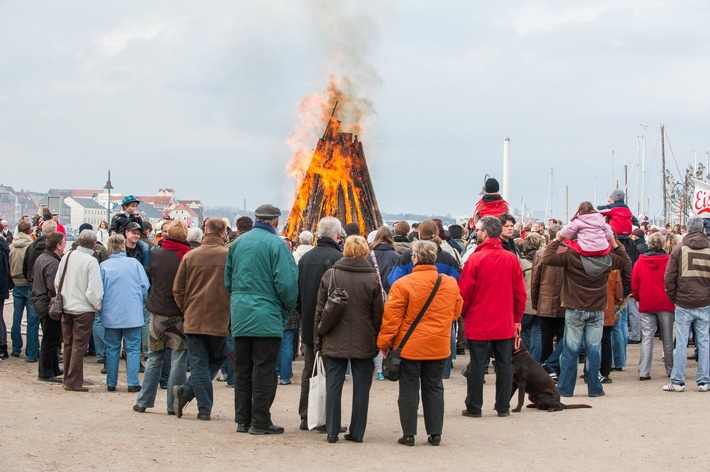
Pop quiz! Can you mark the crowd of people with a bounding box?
[2,178,710,447]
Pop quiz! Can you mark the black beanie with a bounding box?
[485,178,500,193]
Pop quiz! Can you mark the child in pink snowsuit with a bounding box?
[559,201,613,256]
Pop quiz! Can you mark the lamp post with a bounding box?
[103,170,113,224]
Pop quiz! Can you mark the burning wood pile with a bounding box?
[282,104,383,241]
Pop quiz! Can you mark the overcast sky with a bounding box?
[1,1,708,221]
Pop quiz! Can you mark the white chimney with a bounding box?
[503,137,511,201]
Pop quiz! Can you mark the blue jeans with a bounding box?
[220,336,234,386]
[521,314,542,362]
[443,323,456,378]
[141,307,151,357]
[182,334,228,415]
[92,312,106,361]
[104,327,142,388]
[610,304,628,368]
[278,329,295,382]
[136,348,187,412]
[11,286,40,360]
[544,341,563,373]
[557,309,604,397]
[670,306,710,386]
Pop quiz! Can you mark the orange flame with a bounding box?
[282,75,380,240]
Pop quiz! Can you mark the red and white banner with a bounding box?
[693,179,710,217]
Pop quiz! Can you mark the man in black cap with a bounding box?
[225,203,298,435]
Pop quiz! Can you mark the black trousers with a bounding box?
[324,357,374,439]
[39,316,62,379]
[298,343,316,421]
[540,317,565,364]
[398,358,446,437]
[600,326,613,378]
[233,337,280,428]
[466,338,513,414]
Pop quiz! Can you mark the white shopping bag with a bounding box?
[307,352,327,430]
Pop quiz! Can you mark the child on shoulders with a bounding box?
[559,201,613,256]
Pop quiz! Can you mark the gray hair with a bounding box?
[77,229,97,249]
[107,233,126,254]
[317,217,341,239]
[412,240,438,264]
[187,227,203,243]
[647,232,664,252]
[686,216,705,233]
[255,216,279,226]
[479,216,502,239]
[299,230,314,245]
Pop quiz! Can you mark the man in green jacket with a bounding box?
[225,203,298,435]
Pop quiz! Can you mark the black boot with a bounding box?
[0,345,9,360]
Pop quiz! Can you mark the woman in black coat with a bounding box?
[314,236,384,444]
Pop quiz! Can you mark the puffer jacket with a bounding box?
[664,232,710,308]
[145,237,190,317]
[378,264,462,360]
[315,257,383,359]
[31,251,61,318]
[225,223,298,338]
[9,232,34,286]
[559,213,613,253]
[530,246,566,317]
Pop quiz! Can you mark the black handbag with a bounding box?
[49,250,72,321]
[316,269,349,336]
[383,275,442,381]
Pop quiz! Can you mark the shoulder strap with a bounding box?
[370,250,385,292]
[57,250,73,294]
[396,275,442,350]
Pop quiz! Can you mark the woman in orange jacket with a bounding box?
[377,240,462,447]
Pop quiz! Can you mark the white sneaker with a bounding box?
[699,384,709,392]
[663,383,685,392]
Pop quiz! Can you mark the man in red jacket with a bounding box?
[459,216,526,418]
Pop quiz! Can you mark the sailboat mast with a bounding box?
[641,126,647,216]
[661,125,667,226]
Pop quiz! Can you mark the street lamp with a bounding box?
[103,170,113,224]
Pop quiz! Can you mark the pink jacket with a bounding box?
[559,213,612,252]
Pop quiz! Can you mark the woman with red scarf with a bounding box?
[134,220,191,415]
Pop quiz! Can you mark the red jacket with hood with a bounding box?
[631,251,674,313]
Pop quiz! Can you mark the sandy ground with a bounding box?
[1,302,709,471]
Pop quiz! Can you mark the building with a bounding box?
[64,197,109,233]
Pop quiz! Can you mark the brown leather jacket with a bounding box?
[531,246,565,318]
[314,257,383,359]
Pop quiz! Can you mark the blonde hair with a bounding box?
[107,233,126,254]
[343,235,369,259]
[663,233,679,254]
[168,220,188,241]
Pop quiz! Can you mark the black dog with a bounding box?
[511,345,591,412]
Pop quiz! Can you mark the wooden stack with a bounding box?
[282,113,383,241]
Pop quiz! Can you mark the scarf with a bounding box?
[161,238,191,260]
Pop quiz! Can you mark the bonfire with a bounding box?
[282,101,383,241]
